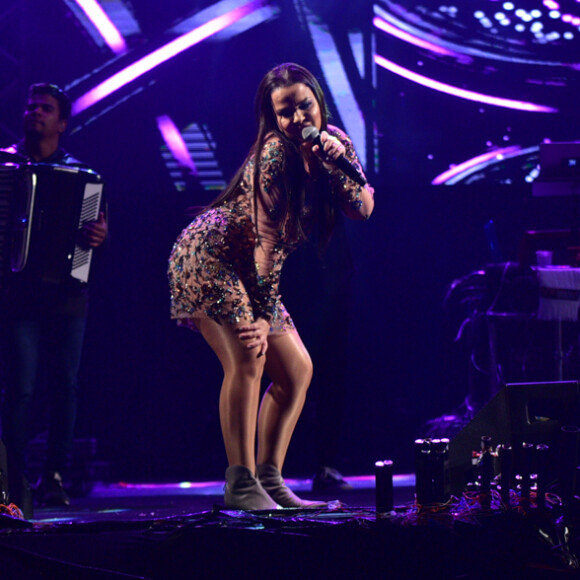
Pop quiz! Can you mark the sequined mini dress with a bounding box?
[168,127,372,334]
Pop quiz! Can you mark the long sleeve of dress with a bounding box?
[244,138,289,324]
[326,126,375,221]
[246,130,374,322]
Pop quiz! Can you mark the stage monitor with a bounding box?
[447,380,580,495]
[506,380,580,448]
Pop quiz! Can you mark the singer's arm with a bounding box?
[322,126,375,220]
[244,137,287,324]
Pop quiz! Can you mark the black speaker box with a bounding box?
[447,380,580,496]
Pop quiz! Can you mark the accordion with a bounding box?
[0,162,104,294]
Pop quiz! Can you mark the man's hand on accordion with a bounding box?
[79,212,107,248]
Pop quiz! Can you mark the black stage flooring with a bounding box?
[0,473,579,579]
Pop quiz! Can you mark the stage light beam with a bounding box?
[375,54,558,113]
[72,1,263,116]
[157,115,198,175]
[73,0,127,54]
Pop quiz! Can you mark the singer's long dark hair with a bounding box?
[203,62,338,248]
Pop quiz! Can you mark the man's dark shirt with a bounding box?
[0,139,90,169]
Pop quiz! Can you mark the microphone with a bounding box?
[301,126,367,186]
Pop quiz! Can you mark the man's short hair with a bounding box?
[28,83,72,121]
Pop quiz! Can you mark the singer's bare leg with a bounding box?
[197,317,266,472]
[256,331,313,470]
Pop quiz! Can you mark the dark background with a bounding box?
[1,0,579,481]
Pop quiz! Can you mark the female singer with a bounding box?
[168,63,374,509]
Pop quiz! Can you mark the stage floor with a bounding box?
[0,473,578,579]
[30,472,414,524]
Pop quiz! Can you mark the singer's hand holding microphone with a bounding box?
[301,126,367,186]
[308,130,344,162]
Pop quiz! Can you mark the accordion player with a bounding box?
[0,158,104,300]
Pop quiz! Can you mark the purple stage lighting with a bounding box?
[374,54,558,113]
[72,1,262,116]
[74,0,127,54]
[157,115,198,175]
[373,16,457,57]
[430,145,542,185]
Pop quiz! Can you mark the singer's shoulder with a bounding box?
[327,125,352,143]
[263,132,284,147]
[259,133,286,158]
[256,133,286,172]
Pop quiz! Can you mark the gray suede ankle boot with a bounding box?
[257,464,327,508]
[224,465,280,510]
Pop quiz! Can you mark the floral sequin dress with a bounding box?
[168,126,372,334]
